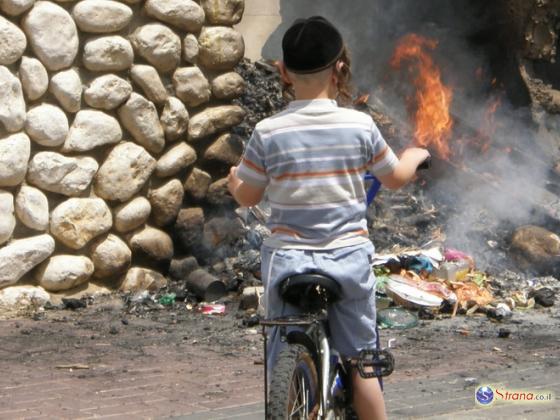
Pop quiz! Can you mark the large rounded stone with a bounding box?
[173,67,210,108]
[184,167,211,201]
[50,198,112,249]
[160,97,189,141]
[130,23,181,73]
[36,255,94,292]
[0,133,31,187]
[156,142,196,178]
[0,286,50,310]
[90,234,131,279]
[129,225,173,269]
[1,0,35,16]
[207,178,234,205]
[175,207,204,252]
[118,93,165,154]
[211,72,245,100]
[0,234,55,289]
[0,15,27,65]
[27,152,98,197]
[0,66,26,133]
[200,0,244,25]
[188,105,245,141]
[49,69,82,113]
[511,225,560,274]
[198,26,244,71]
[204,133,243,165]
[83,36,134,72]
[84,74,132,110]
[145,0,205,32]
[183,34,199,64]
[0,190,15,246]
[95,142,156,202]
[25,104,68,147]
[203,216,244,247]
[114,196,151,233]
[130,65,167,105]
[148,179,184,226]
[23,1,79,71]
[72,0,133,33]
[19,57,49,101]
[15,186,49,231]
[119,267,166,292]
[62,110,122,152]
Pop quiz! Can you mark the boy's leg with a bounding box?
[315,242,387,419]
[352,370,387,420]
[260,246,310,374]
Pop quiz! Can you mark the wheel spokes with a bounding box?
[289,370,310,418]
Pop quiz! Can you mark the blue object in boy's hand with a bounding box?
[365,173,382,206]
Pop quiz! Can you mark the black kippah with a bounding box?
[282,16,344,74]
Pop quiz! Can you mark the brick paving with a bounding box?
[177,359,560,419]
[1,308,558,419]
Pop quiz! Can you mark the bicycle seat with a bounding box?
[279,273,342,312]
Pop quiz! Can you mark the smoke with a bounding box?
[261,0,558,268]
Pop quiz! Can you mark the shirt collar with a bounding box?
[288,99,338,110]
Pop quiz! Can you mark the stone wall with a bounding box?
[0,0,247,297]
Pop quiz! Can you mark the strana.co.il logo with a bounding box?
[476,386,494,405]
[475,384,554,406]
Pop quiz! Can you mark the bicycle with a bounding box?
[260,158,431,419]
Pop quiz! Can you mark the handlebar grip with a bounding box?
[417,156,432,171]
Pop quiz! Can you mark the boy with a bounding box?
[228,16,429,419]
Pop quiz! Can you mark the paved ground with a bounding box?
[0,299,558,419]
[178,358,560,419]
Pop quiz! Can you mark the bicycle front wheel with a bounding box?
[268,344,320,419]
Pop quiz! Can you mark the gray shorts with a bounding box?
[261,241,378,369]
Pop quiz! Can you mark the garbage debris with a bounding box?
[486,303,513,321]
[529,287,555,307]
[158,293,176,306]
[498,328,511,338]
[198,303,226,315]
[385,275,445,309]
[61,298,87,310]
[371,245,503,321]
[377,307,419,329]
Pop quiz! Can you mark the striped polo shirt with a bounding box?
[237,99,399,250]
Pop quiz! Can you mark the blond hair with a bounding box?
[281,45,353,106]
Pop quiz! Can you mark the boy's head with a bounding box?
[282,16,344,75]
[280,16,352,104]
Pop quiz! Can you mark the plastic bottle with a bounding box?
[433,260,470,282]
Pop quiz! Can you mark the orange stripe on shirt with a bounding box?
[242,157,266,174]
[370,146,389,165]
[271,227,303,237]
[273,164,368,181]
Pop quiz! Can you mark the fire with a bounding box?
[390,34,454,160]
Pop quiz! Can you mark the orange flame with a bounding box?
[390,34,454,160]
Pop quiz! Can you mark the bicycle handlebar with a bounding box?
[365,156,431,206]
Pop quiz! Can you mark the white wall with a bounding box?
[237,0,281,61]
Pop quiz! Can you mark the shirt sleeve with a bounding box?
[236,129,269,188]
[368,122,399,177]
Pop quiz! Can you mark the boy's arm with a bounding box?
[376,147,430,190]
[228,166,266,207]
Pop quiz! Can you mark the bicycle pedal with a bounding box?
[355,349,394,378]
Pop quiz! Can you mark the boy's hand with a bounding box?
[227,165,266,207]
[377,147,430,190]
[400,147,431,168]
